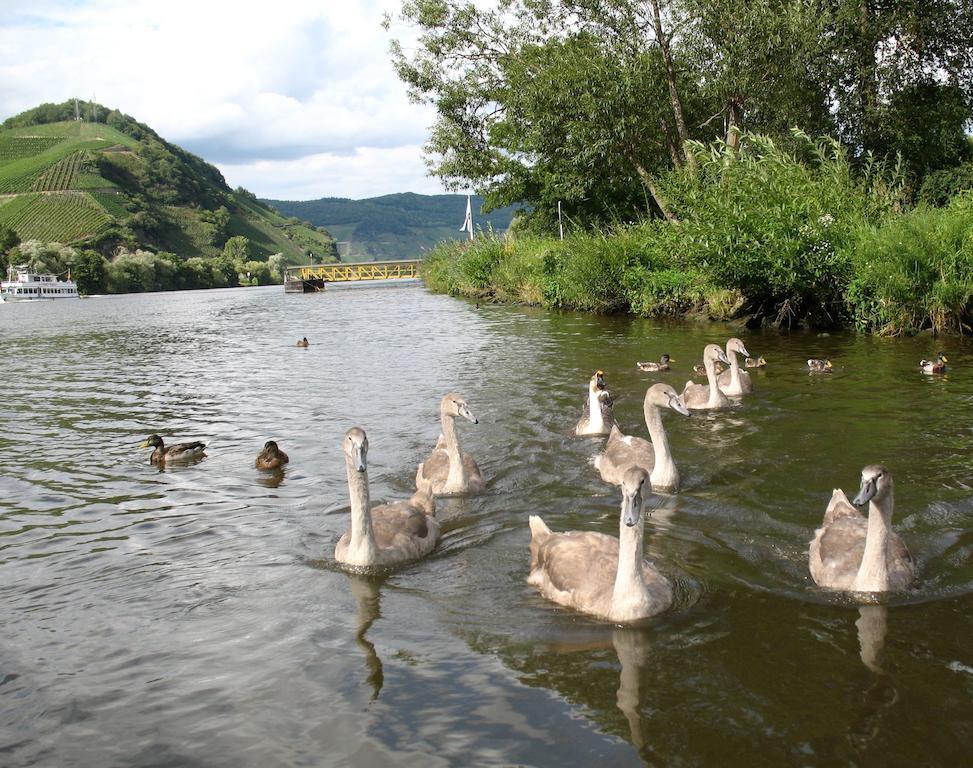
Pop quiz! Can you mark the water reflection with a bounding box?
[346,574,385,701]
[256,468,285,488]
[849,605,899,751]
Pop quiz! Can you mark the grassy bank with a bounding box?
[422,134,973,336]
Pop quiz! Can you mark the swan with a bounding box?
[594,383,690,492]
[255,440,289,470]
[528,466,673,622]
[920,354,947,374]
[296,337,310,347]
[681,344,731,410]
[717,338,754,396]
[139,434,206,464]
[336,427,440,568]
[636,354,671,372]
[809,465,914,592]
[415,393,485,495]
[575,370,615,435]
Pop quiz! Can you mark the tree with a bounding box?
[222,235,251,264]
[68,250,108,294]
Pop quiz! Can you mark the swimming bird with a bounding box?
[717,338,754,396]
[636,354,671,372]
[415,393,485,496]
[296,337,310,347]
[595,384,690,492]
[336,427,440,568]
[255,440,289,470]
[807,358,833,372]
[681,344,732,410]
[809,465,914,593]
[920,354,948,374]
[139,434,206,465]
[576,370,615,435]
[527,466,673,622]
[693,361,727,376]
[745,356,767,368]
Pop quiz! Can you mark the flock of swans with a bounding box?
[139,334,918,625]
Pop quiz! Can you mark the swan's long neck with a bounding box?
[853,491,893,592]
[644,401,677,491]
[612,512,650,620]
[587,388,605,432]
[704,357,721,407]
[345,459,377,565]
[727,348,741,390]
[441,412,467,489]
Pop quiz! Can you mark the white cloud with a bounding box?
[0,0,446,199]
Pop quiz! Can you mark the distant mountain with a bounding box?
[261,193,520,261]
[0,100,336,264]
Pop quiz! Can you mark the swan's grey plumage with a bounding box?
[576,370,615,436]
[717,338,753,396]
[336,427,440,567]
[527,467,673,622]
[415,393,485,495]
[681,344,732,410]
[809,464,914,592]
[594,383,689,492]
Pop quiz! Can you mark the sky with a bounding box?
[0,0,450,200]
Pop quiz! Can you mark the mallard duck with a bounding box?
[296,337,310,347]
[255,440,289,470]
[139,434,206,465]
[745,356,767,368]
[636,354,671,372]
[575,370,615,436]
[807,358,833,372]
[528,466,673,622]
[336,427,440,567]
[717,338,754,396]
[415,393,485,496]
[919,354,947,374]
[692,360,727,376]
[809,465,914,592]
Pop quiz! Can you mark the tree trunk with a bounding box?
[648,0,696,173]
[661,118,683,168]
[725,98,741,152]
[628,152,680,223]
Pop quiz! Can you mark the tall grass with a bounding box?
[422,132,973,335]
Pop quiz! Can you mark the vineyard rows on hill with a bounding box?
[31,151,85,192]
[0,191,112,242]
[0,137,63,165]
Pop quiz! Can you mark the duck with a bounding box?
[296,337,310,347]
[336,427,440,568]
[745,356,767,368]
[692,360,727,376]
[919,353,948,374]
[636,354,671,372]
[809,465,914,593]
[594,383,690,492]
[255,440,289,470]
[527,466,673,622]
[807,358,833,372]
[681,344,732,410]
[575,370,615,435]
[138,434,206,465]
[415,393,485,495]
[716,338,754,396]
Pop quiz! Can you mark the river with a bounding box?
[1,284,971,766]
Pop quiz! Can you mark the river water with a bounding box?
[1,284,971,767]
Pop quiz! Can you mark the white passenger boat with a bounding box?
[0,265,80,302]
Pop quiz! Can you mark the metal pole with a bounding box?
[558,201,564,240]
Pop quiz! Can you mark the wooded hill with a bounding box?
[0,101,336,265]
[262,193,519,260]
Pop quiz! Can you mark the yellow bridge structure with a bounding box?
[284,260,422,293]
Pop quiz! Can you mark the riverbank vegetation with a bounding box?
[391,0,973,334]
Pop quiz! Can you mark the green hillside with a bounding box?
[0,101,337,286]
[261,193,520,260]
